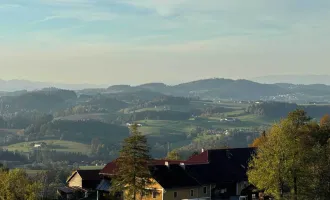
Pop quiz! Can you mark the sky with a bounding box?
[0,0,330,85]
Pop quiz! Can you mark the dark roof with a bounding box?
[58,187,74,194]
[188,148,255,165]
[184,164,212,184]
[100,159,198,175]
[149,164,201,189]
[67,170,101,184]
[185,162,244,183]
[77,170,101,181]
[208,148,256,166]
[57,186,88,194]
[186,148,256,182]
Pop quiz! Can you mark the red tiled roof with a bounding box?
[100,159,118,175]
[187,151,209,163]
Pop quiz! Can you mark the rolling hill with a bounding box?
[251,75,330,85]
[2,78,330,106]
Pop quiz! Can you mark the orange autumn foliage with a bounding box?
[250,131,267,147]
[320,114,330,128]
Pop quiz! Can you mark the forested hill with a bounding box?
[106,79,286,100]
[247,101,330,118]
[2,78,330,103]
[105,78,330,101]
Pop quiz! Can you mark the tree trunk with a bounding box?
[293,175,298,200]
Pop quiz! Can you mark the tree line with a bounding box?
[0,162,76,200]
[247,101,330,118]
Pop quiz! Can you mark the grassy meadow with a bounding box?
[4,140,91,154]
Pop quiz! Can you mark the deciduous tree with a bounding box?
[250,131,267,147]
[0,169,42,200]
[248,110,330,200]
[248,110,311,200]
[166,150,181,160]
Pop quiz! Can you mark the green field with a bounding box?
[4,140,90,154]
[54,113,111,121]
[1,100,271,156]
[138,113,272,135]
[137,120,196,135]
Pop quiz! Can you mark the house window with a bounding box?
[220,188,227,194]
[190,189,194,197]
[203,186,207,194]
[174,192,177,198]
[252,194,257,199]
[152,191,157,199]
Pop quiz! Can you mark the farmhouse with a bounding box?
[96,159,193,200]
[57,169,101,200]
[57,148,267,200]
[145,163,212,200]
[33,142,47,148]
[96,148,265,200]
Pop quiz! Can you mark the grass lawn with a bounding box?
[137,120,197,135]
[137,113,274,141]
[4,140,90,154]
[54,113,110,121]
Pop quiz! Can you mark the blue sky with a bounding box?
[0,0,330,84]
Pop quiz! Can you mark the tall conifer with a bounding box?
[111,124,153,200]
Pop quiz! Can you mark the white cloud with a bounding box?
[33,10,116,23]
[0,4,22,9]
[37,0,95,7]
[119,0,188,16]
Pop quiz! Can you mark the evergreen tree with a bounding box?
[111,124,153,200]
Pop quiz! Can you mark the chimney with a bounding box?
[180,162,185,170]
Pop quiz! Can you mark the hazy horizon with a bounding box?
[2,74,330,88]
[1,1,330,84]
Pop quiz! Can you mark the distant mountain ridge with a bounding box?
[0,79,106,91]
[251,75,330,85]
[104,78,287,100]
[2,78,330,101]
